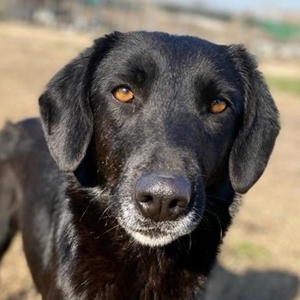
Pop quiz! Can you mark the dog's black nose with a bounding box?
[134,174,191,222]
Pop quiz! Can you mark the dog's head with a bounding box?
[39,32,280,247]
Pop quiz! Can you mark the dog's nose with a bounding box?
[134,174,191,222]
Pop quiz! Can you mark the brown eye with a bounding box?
[210,99,227,114]
[112,86,134,103]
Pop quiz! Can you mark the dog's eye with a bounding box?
[210,99,227,114]
[112,86,134,103]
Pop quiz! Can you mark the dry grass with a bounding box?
[0,21,299,300]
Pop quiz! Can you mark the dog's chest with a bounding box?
[64,241,205,300]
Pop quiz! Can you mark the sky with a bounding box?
[159,0,300,14]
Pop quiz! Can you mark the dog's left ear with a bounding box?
[228,45,280,194]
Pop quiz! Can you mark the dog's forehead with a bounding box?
[105,32,220,63]
[124,31,222,55]
[100,32,228,76]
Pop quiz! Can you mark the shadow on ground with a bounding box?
[203,263,300,300]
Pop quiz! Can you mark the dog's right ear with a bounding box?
[39,48,94,172]
[39,33,120,171]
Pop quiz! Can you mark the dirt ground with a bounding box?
[0,21,299,300]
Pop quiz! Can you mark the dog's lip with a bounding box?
[118,212,200,237]
[122,225,179,246]
[120,222,171,236]
[127,227,165,236]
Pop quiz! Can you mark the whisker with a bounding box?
[204,210,223,241]
[157,248,165,270]
[98,202,115,221]
[206,194,232,203]
[79,201,93,222]
[188,233,192,252]
[94,224,121,240]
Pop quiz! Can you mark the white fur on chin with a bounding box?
[125,228,177,247]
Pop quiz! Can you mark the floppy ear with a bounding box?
[39,34,119,171]
[228,45,280,194]
[39,49,94,171]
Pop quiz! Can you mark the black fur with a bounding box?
[0,31,280,299]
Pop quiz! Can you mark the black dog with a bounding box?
[0,31,280,299]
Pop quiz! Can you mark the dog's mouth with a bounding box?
[117,205,203,247]
[121,220,199,247]
[124,227,179,247]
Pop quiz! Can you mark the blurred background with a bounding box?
[0,0,299,299]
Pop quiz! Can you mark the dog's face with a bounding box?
[39,32,280,247]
